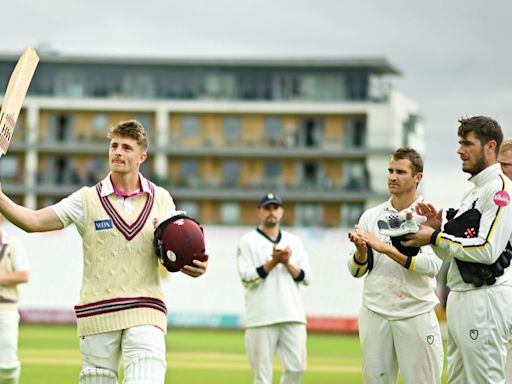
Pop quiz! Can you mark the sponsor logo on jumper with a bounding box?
[470,329,479,340]
[494,191,510,207]
[94,219,113,231]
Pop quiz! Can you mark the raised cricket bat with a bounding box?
[0,47,39,157]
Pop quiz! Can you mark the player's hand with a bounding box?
[272,246,291,264]
[181,255,209,278]
[402,225,435,247]
[355,227,389,254]
[348,229,367,251]
[415,203,443,230]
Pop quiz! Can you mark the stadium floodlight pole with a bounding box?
[0,47,39,158]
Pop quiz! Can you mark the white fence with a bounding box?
[10,223,363,330]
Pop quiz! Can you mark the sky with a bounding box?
[4,0,512,209]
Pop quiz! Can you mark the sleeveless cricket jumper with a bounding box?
[74,182,169,337]
[0,236,20,312]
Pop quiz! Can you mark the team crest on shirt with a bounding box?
[493,191,510,207]
[469,329,479,340]
[94,219,113,231]
[426,335,434,345]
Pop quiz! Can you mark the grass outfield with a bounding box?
[19,324,447,383]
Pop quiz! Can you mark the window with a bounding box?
[300,161,321,186]
[273,74,301,100]
[263,160,281,179]
[85,158,107,185]
[55,71,85,97]
[345,117,367,148]
[205,74,235,99]
[133,114,151,132]
[343,160,369,191]
[93,113,108,131]
[180,159,199,177]
[48,113,74,142]
[402,114,419,147]
[220,202,240,225]
[93,113,108,140]
[46,156,80,184]
[295,204,323,227]
[301,74,346,101]
[222,160,241,186]
[223,117,241,142]
[346,72,368,101]
[298,118,323,147]
[122,74,155,98]
[181,116,200,137]
[0,157,19,180]
[179,201,200,220]
[264,117,283,144]
[341,203,364,227]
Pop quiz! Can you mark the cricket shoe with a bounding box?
[377,208,427,237]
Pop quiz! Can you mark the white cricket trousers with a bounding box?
[358,306,443,384]
[0,311,19,366]
[80,325,166,383]
[447,286,512,384]
[505,335,512,383]
[245,323,307,384]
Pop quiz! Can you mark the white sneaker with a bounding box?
[378,209,426,237]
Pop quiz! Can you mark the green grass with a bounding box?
[18,324,446,383]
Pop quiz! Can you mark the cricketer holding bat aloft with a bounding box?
[0,120,208,384]
[347,147,443,384]
[0,214,29,384]
[405,116,512,384]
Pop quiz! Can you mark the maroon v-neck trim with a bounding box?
[96,182,155,240]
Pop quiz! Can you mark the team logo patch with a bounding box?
[470,329,479,340]
[426,335,434,345]
[464,227,477,238]
[493,191,510,207]
[94,219,113,231]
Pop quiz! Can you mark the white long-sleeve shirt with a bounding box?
[431,164,512,291]
[237,228,311,328]
[347,198,442,320]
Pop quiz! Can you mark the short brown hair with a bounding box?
[458,116,503,155]
[499,139,512,155]
[108,120,148,151]
[391,147,423,174]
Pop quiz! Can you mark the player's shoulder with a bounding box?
[280,228,301,241]
[360,201,387,220]
[152,184,172,199]
[239,228,259,243]
[479,172,512,205]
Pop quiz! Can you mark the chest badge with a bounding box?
[94,219,113,231]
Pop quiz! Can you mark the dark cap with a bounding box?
[258,192,283,208]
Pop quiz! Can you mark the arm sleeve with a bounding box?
[347,251,369,278]
[432,178,512,264]
[50,188,85,228]
[346,210,371,278]
[12,238,29,272]
[295,240,311,286]
[236,237,263,289]
[408,245,443,277]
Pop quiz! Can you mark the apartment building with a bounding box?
[0,53,423,227]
